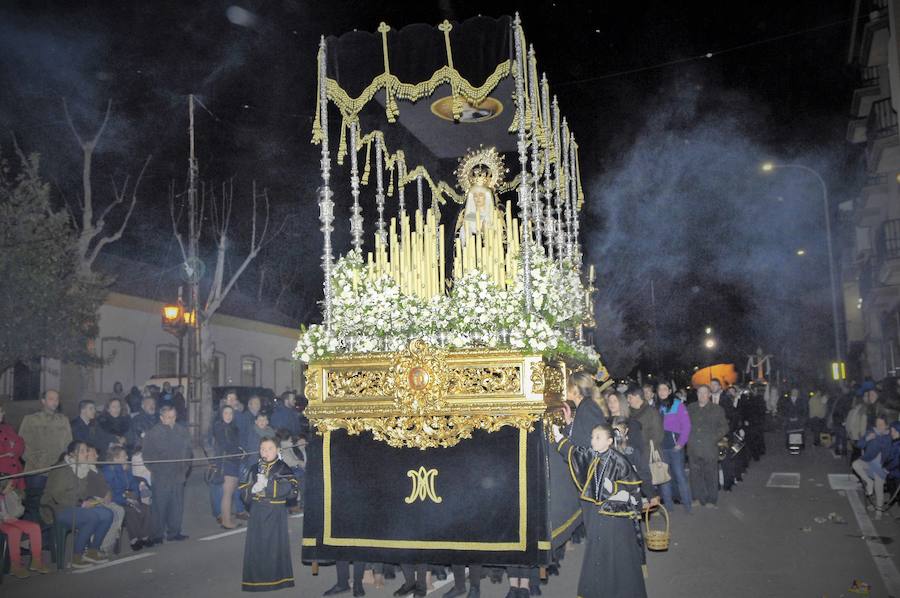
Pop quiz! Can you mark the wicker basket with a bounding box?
[644,505,670,551]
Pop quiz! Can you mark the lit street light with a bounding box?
[704,326,712,335]
[704,338,716,350]
[760,161,842,366]
[796,249,806,256]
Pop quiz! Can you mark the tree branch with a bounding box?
[86,154,151,267]
[169,181,189,263]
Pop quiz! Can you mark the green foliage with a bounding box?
[0,148,108,372]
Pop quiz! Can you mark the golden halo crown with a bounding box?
[455,146,506,193]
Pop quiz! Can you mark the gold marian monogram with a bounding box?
[404,467,443,504]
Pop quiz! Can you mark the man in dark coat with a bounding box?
[71,400,103,451]
[778,388,809,432]
[132,396,159,442]
[270,392,301,437]
[686,386,729,507]
[142,405,193,542]
[627,387,664,459]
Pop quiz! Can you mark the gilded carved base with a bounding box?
[304,340,587,449]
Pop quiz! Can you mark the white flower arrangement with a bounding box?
[293,247,598,365]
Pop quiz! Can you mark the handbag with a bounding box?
[649,440,671,485]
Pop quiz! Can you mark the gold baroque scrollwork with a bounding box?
[447,366,521,395]
[305,369,321,402]
[312,414,538,450]
[392,339,450,416]
[327,369,394,398]
[530,364,546,394]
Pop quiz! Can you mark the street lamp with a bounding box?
[704,337,716,350]
[796,249,806,256]
[161,290,191,381]
[761,161,842,365]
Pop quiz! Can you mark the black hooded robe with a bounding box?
[556,437,648,598]
[240,458,299,592]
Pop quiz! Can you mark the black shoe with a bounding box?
[466,588,480,598]
[384,569,396,580]
[148,537,163,546]
[413,586,427,598]
[130,539,144,551]
[167,534,189,541]
[394,582,417,596]
[504,589,516,598]
[436,570,448,581]
[529,585,542,596]
[353,585,366,597]
[324,584,351,596]
[443,586,466,598]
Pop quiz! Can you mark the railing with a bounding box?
[867,98,898,158]
[861,65,880,87]
[877,219,900,265]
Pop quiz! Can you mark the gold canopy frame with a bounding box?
[304,340,572,449]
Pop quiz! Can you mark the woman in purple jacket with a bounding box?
[658,382,693,513]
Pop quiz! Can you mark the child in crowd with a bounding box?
[1,478,49,577]
[102,446,155,550]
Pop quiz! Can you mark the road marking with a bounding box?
[846,489,900,596]
[198,527,248,541]
[71,552,156,574]
[827,473,857,491]
[290,513,304,519]
[426,573,455,596]
[765,472,800,488]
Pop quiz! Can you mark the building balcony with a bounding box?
[849,65,884,124]
[856,0,890,68]
[854,173,889,227]
[861,219,900,311]
[866,98,900,172]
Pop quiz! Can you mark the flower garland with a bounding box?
[293,247,598,365]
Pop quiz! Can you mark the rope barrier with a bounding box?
[0,441,307,483]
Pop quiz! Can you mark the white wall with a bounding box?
[92,293,300,394]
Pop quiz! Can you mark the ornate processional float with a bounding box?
[295,14,609,566]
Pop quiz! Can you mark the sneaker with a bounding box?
[704,503,719,509]
[71,554,92,569]
[691,500,701,507]
[83,549,110,563]
[28,561,50,574]
[10,564,30,579]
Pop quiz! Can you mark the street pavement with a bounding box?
[3,433,898,597]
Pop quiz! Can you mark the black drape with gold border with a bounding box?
[301,421,581,565]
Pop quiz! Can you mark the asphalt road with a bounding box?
[3,434,898,598]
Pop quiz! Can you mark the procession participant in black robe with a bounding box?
[552,421,648,598]
[239,437,299,592]
[746,384,768,460]
[567,372,607,448]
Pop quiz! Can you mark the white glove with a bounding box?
[552,425,564,443]
[251,475,268,494]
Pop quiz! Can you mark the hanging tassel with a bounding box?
[387,160,396,196]
[361,139,372,186]
[336,118,348,165]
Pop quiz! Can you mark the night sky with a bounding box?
[0,1,861,383]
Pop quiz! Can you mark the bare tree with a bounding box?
[63,99,151,274]
[170,179,284,438]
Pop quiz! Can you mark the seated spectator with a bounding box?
[0,479,49,577]
[885,422,900,481]
[40,441,114,568]
[103,446,154,550]
[98,397,134,454]
[84,445,125,556]
[71,400,104,455]
[0,403,25,492]
[132,397,159,442]
[852,416,893,520]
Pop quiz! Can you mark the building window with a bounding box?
[241,356,260,387]
[211,352,226,387]
[158,347,178,377]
